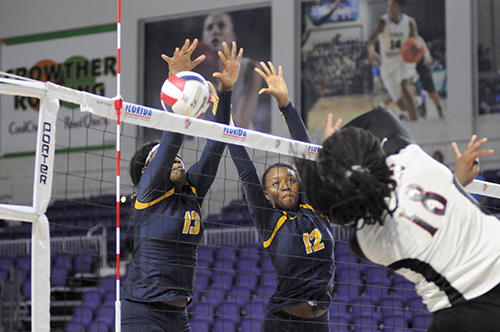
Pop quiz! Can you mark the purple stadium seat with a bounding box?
[194,274,210,290]
[190,318,211,332]
[205,286,230,307]
[82,289,102,306]
[198,246,214,262]
[383,314,410,331]
[22,278,31,299]
[191,302,215,323]
[376,297,407,319]
[406,296,427,313]
[213,318,237,331]
[211,259,236,274]
[260,258,275,274]
[349,299,382,321]
[16,255,31,272]
[215,302,241,321]
[329,301,351,320]
[215,247,238,262]
[336,252,359,264]
[360,285,386,304]
[98,275,116,293]
[336,267,363,284]
[332,284,361,303]
[235,273,259,290]
[74,250,95,273]
[413,313,432,330]
[94,306,115,326]
[253,285,274,298]
[65,321,86,332]
[329,317,351,332]
[236,258,260,272]
[53,253,74,270]
[102,291,116,305]
[71,305,94,326]
[51,265,69,287]
[335,241,351,255]
[0,269,8,281]
[210,272,234,291]
[238,248,261,261]
[260,273,276,287]
[240,318,262,332]
[242,300,266,319]
[364,267,394,287]
[352,316,379,332]
[87,320,110,332]
[0,256,15,272]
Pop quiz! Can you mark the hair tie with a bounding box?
[345,165,368,178]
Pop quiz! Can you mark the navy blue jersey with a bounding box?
[229,102,335,313]
[124,91,231,303]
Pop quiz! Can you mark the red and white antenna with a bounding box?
[114,0,123,330]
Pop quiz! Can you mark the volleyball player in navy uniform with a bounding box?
[229,62,334,331]
[121,40,243,332]
[299,107,500,331]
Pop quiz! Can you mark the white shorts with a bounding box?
[381,59,417,102]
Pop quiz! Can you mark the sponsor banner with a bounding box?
[1,25,117,156]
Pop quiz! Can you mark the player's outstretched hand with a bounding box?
[452,135,494,187]
[161,39,206,76]
[324,113,343,141]
[212,41,243,93]
[255,61,290,107]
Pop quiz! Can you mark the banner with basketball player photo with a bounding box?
[141,6,271,140]
[0,25,118,157]
[301,0,447,129]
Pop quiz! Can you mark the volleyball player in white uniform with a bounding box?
[299,107,500,331]
[368,0,419,121]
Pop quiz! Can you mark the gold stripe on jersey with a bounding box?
[211,94,219,115]
[263,213,289,248]
[134,184,198,210]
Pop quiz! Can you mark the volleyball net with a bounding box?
[0,74,499,332]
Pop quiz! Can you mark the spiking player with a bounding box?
[228,61,334,331]
[121,40,242,332]
[367,0,420,121]
[299,106,500,331]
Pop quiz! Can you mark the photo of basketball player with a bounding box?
[301,0,446,129]
[142,7,271,140]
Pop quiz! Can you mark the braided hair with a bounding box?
[297,126,396,228]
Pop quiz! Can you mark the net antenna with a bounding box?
[114,0,123,331]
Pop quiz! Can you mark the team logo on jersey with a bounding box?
[222,127,247,141]
[274,139,281,148]
[124,104,152,121]
[308,145,320,155]
[185,118,192,129]
[483,183,488,192]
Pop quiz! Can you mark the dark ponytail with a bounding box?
[297,126,396,228]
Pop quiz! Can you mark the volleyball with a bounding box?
[160,71,211,118]
[401,38,425,63]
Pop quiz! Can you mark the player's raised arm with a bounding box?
[367,18,385,66]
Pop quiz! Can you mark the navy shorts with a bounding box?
[260,308,331,332]
[121,299,190,332]
[427,283,500,332]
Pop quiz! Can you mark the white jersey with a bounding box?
[378,13,414,74]
[355,144,500,312]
